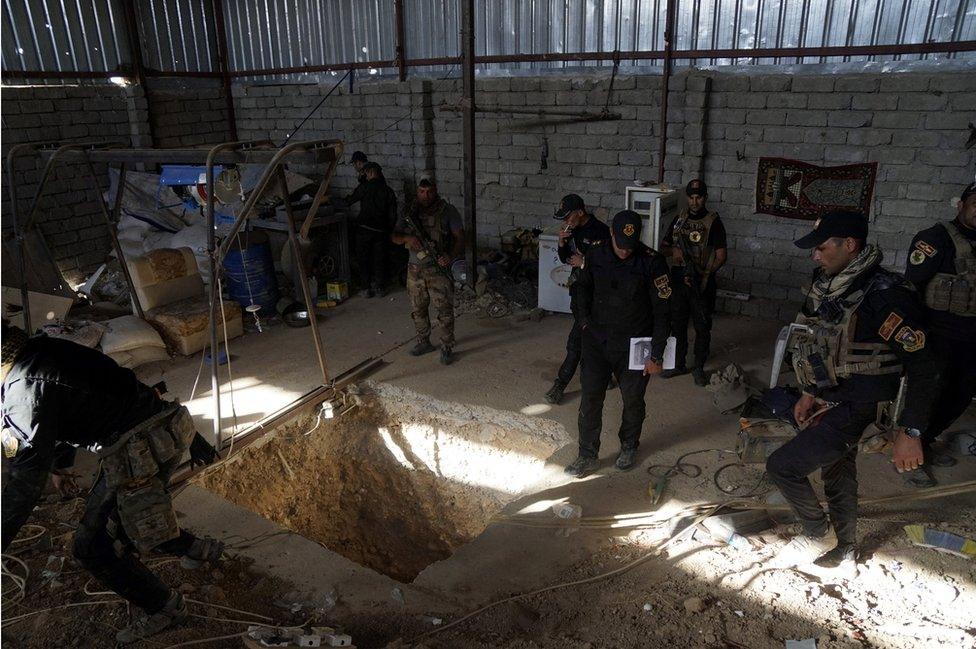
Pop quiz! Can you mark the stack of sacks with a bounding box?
[100,315,170,369]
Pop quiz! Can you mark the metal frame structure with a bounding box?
[9,139,344,446]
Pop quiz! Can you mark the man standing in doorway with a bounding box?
[545,194,610,405]
[902,182,976,486]
[392,172,464,365]
[660,179,728,386]
[565,210,671,477]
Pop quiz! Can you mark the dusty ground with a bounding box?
[3,287,975,648]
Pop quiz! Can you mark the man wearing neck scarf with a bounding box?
[903,182,976,487]
[765,211,940,569]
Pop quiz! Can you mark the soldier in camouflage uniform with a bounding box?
[392,172,465,365]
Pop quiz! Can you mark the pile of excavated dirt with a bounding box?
[201,382,570,582]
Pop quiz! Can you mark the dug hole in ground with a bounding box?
[188,375,975,649]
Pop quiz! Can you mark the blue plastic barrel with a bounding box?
[223,231,279,316]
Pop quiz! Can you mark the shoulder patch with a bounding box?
[654,274,672,299]
[909,249,926,265]
[914,240,936,257]
[894,325,926,352]
[878,312,903,340]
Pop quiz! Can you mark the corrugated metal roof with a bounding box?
[135,0,216,72]
[3,0,974,82]
[2,0,128,74]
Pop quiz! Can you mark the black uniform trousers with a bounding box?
[73,460,195,614]
[355,227,388,291]
[923,334,976,446]
[555,287,583,386]
[670,275,717,369]
[577,331,650,458]
[766,401,877,546]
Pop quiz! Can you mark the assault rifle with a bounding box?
[402,208,454,281]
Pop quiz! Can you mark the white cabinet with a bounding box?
[624,185,680,249]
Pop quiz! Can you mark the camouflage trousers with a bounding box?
[407,263,455,348]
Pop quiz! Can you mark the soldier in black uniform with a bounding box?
[903,182,976,486]
[766,212,940,568]
[348,162,398,298]
[545,194,610,405]
[660,179,728,386]
[1,321,222,643]
[564,211,671,477]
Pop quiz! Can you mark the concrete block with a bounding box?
[918,149,973,167]
[709,108,747,125]
[851,94,899,111]
[766,93,808,109]
[846,129,893,147]
[746,110,786,126]
[824,145,868,164]
[898,93,949,111]
[762,126,805,143]
[827,111,873,128]
[949,92,976,110]
[891,130,943,148]
[808,94,852,110]
[727,93,767,109]
[711,75,750,93]
[750,75,792,92]
[785,111,828,127]
[880,75,930,93]
[585,150,618,165]
[872,112,923,129]
[791,75,835,93]
[835,76,880,93]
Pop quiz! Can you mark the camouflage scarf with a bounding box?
[808,244,883,311]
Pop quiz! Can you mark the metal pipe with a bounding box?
[278,167,331,385]
[204,139,259,446]
[439,105,622,120]
[393,0,407,82]
[79,152,145,319]
[658,0,677,185]
[5,144,33,333]
[211,0,239,141]
[461,0,477,290]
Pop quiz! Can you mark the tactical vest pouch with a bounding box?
[924,273,974,315]
[117,477,179,551]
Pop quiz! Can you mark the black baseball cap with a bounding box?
[794,210,869,249]
[362,161,382,174]
[961,182,976,201]
[554,194,585,219]
[611,210,642,250]
[686,179,707,197]
[350,151,368,164]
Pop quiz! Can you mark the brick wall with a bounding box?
[234,68,976,319]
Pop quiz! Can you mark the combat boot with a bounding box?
[440,346,455,365]
[116,591,188,644]
[410,338,435,356]
[661,366,689,379]
[545,380,566,404]
[564,456,598,478]
[615,447,637,470]
[692,366,708,387]
[181,536,225,570]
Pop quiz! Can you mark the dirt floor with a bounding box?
[3,287,975,648]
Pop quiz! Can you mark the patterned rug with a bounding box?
[755,158,878,220]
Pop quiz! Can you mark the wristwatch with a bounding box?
[903,427,922,439]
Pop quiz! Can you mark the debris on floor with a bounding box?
[904,524,976,558]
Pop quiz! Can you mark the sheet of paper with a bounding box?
[628,336,676,371]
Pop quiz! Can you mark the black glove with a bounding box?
[189,434,219,467]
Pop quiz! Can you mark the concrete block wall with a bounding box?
[147,79,232,147]
[234,68,975,320]
[1,84,150,282]
[231,73,661,242]
[663,69,976,320]
[1,79,231,285]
